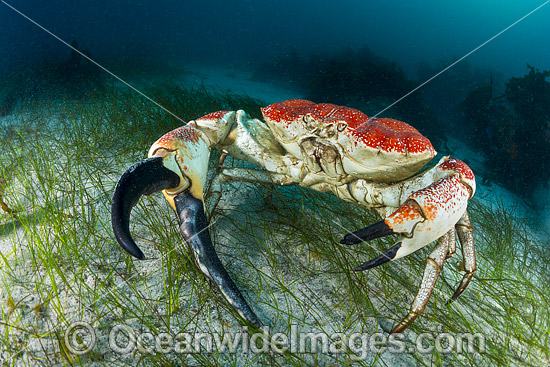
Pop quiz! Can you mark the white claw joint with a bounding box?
[147,111,236,208]
[384,157,476,261]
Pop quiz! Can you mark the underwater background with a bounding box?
[2,0,550,75]
[1,1,550,366]
[2,0,550,222]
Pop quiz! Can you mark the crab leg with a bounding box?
[449,211,476,302]
[0,178,17,219]
[340,158,476,332]
[205,166,290,218]
[393,211,475,333]
[446,227,457,259]
[391,230,450,334]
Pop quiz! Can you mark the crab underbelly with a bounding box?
[279,139,433,183]
[341,152,432,182]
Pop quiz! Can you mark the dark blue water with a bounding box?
[2,0,548,77]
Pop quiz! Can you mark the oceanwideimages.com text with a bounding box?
[64,322,486,359]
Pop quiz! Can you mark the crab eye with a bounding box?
[337,122,348,132]
[326,124,336,137]
[303,114,317,129]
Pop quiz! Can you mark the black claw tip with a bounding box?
[340,220,396,245]
[174,192,261,327]
[354,242,402,271]
[111,157,180,259]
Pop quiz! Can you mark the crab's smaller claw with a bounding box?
[341,158,476,271]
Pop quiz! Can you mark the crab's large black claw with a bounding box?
[340,220,396,245]
[174,192,261,327]
[111,157,181,259]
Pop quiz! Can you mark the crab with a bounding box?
[111,99,476,333]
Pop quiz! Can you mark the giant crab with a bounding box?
[111,99,476,333]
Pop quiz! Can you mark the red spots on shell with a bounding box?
[277,99,316,108]
[158,125,200,146]
[262,99,434,155]
[354,118,433,154]
[261,99,316,127]
[262,99,367,127]
[197,110,231,122]
[438,158,475,180]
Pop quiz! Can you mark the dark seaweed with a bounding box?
[252,47,443,147]
[461,64,550,195]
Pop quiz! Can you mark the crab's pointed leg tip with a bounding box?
[353,242,402,271]
[340,220,395,245]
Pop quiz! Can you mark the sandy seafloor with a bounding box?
[0,64,548,366]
